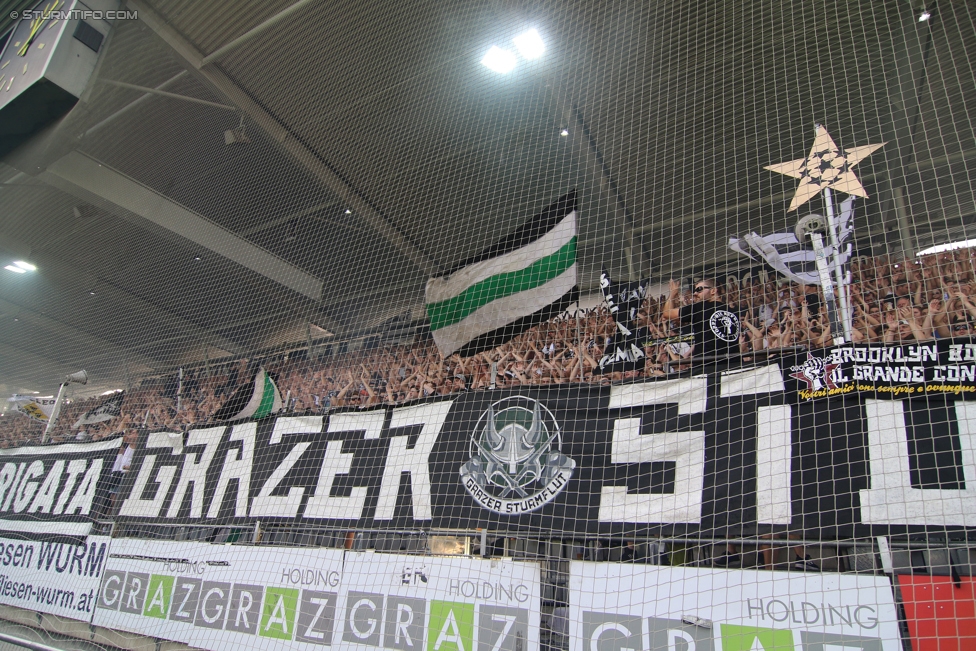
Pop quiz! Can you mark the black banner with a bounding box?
[113,352,976,537]
[782,338,976,400]
[0,436,122,538]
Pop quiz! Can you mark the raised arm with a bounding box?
[662,279,683,320]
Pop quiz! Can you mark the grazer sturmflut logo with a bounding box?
[460,396,575,515]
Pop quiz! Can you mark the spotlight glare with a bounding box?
[918,10,931,21]
[4,265,26,273]
[917,238,976,257]
[513,28,545,60]
[481,46,517,73]
[12,260,36,271]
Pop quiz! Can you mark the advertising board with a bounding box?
[0,533,110,620]
[568,562,901,651]
[92,538,345,650]
[339,552,540,651]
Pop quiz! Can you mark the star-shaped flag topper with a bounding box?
[765,125,885,212]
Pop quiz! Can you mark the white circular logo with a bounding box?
[459,396,576,515]
[709,310,740,342]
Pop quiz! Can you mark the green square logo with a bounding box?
[721,624,795,651]
[142,575,174,619]
[428,601,474,651]
[259,587,299,640]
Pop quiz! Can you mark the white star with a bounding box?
[764,126,885,211]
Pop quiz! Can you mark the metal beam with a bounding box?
[239,201,369,239]
[0,232,248,357]
[90,275,247,357]
[199,0,322,67]
[0,340,72,378]
[40,150,324,301]
[82,71,189,138]
[880,2,938,253]
[127,0,440,279]
[97,79,237,111]
[0,296,159,369]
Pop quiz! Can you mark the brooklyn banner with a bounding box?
[114,346,976,538]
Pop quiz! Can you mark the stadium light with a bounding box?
[481,29,547,74]
[916,238,976,257]
[513,28,545,59]
[481,46,517,73]
[4,260,36,273]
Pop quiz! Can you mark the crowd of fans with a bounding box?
[4,250,976,447]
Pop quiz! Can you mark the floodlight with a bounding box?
[917,238,976,257]
[12,261,36,271]
[4,265,26,273]
[918,10,931,21]
[481,46,517,73]
[513,28,545,60]
[560,129,569,136]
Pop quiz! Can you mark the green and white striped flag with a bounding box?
[425,190,578,358]
[211,367,282,421]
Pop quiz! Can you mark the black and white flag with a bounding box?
[729,196,854,285]
[597,266,649,373]
[73,392,124,428]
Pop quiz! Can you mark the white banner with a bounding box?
[92,538,345,650]
[0,534,110,620]
[338,552,541,651]
[568,563,900,651]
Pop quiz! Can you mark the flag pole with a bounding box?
[796,210,845,345]
[822,185,853,340]
[815,124,853,341]
[176,367,183,413]
[41,382,68,443]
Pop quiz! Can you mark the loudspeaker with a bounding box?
[224,127,250,145]
[795,213,827,241]
[65,370,88,385]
